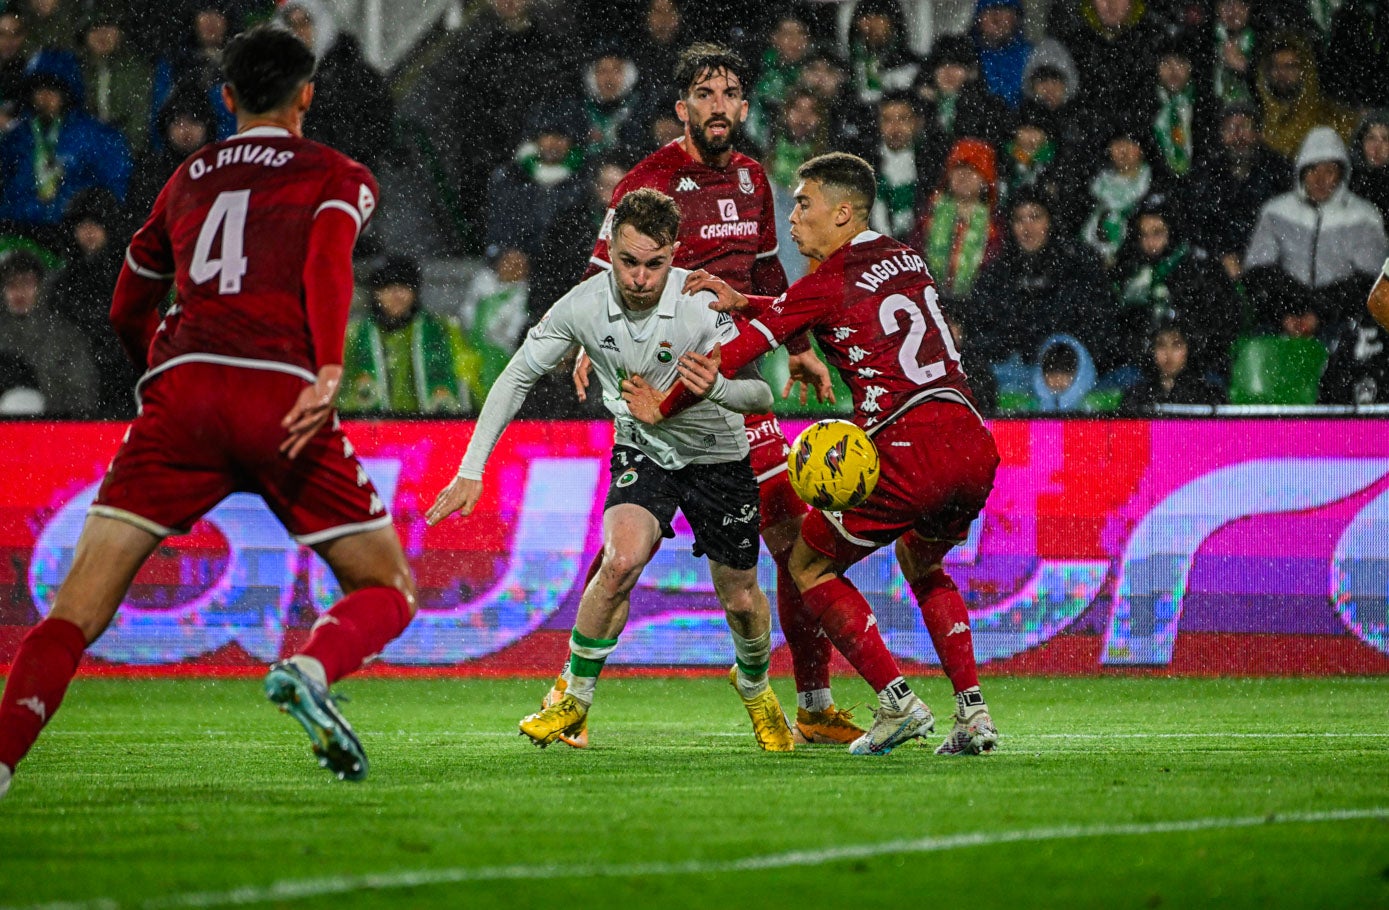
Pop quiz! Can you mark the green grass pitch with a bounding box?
[1,675,1386,909]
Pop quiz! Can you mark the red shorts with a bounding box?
[92,361,390,545]
[800,400,997,567]
[744,412,807,531]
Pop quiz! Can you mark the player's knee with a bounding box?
[596,550,645,596]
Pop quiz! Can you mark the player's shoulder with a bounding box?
[625,141,691,187]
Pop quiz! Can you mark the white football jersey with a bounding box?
[520,268,749,469]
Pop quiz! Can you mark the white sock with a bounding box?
[877,677,915,713]
[565,673,597,706]
[731,629,771,698]
[0,762,12,799]
[798,688,834,712]
[287,655,327,689]
[955,686,987,718]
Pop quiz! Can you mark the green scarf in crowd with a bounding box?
[1153,86,1194,177]
[769,135,818,189]
[924,195,991,299]
[1212,24,1255,104]
[31,117,63,203]
[1004,137,1056,200]
[1084,165,1151,266]
[1121,243,1188,316]
[342,315,466,414]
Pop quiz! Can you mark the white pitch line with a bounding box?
[6,807,1386,910]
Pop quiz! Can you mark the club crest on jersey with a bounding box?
[718,199,738,222]
[738,167,754,194]
[616,469,639,488]
[656,341,674,363]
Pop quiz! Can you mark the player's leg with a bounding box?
[682,455,793,751]
[897,532,999,755]
[0,516,160,796]
[762,510,863,744]
[789,524,934,756]
[521,502,664,747]
[263,524,416,781]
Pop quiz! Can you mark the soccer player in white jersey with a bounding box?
[427,189,796,751]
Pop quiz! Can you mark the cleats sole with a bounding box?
[265,666,368,781]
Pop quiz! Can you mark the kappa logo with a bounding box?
[676,177,699,192]
[718,199,738,222]
[18,696,46,722]
[599,335,621,353]
[358,184,376,219]
[946,622,969,637]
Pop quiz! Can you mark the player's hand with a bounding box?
[683,270,749,312]
[572,349,593,402]
[621,374,666,425]
[784,348,835,405]
[426,475,483,525]
[280,365,342,459]
[676,343,721,398]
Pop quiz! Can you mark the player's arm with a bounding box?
[1370,262,1389,331]
[280,206,360,457]
[626,341,773,414]
[427,297,581,524]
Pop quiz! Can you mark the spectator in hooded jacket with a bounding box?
[485,109,587,259]
[123,81,218,242]
[1349,111,1389,226]
[78,12,153,156]
[0,70,131,247]
[44,189,138,418]
[966,188,1110,387]
[1244,126,1388,334]
[0,250,95,416]
[280,0,395,172]
[1254,29,1356,159]
[1181,101,1288,282]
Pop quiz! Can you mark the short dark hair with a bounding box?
[1041,343,1078,375]
[0,250,45,285]
[796,152,876,219]
[221,24,316,116]
[674,42,748,97]
[612,187,681,248]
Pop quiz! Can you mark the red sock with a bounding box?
[298,587,412,684]
[0,618,88,770]
[800,576,901,692]
[775,557,831,695]
[910,568,980,693]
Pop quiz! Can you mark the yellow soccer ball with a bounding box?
[787,419,880,511]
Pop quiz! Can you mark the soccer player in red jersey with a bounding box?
[0,26,416,797]
[627,152,1002,756]
[567,43,862,748]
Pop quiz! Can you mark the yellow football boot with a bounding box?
[519,689,588,748]
[728,667,795,752]
[541,676,589,749]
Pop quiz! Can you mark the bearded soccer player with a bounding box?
[428,188,795,752]
[563,43,858,748]
[0,26,417,797]
[626,153,1001,756]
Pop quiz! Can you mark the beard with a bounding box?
[689,113,740,160]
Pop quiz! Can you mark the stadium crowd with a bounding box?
[0,0,1386,419]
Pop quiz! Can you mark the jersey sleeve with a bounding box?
[516,290,583,375]
[316,158,380,240]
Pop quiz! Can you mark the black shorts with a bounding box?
[603,445,760,570]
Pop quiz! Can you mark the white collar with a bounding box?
[229,126,293,140]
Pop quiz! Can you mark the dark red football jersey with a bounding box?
[125,126,378,377]
[723,231,975,431]
[586,139,782,295]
